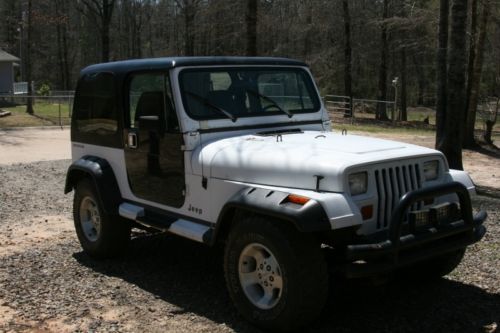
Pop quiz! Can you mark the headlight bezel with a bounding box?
[348,171,368,196]
[423,160,440,181]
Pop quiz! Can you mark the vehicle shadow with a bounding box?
[74,232,500,333]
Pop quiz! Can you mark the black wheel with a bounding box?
[224,216,328,332]
[399,248,466,281]
[73,178,130,258]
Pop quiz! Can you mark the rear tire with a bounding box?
[73,178,130,258]
[224,216,328,332]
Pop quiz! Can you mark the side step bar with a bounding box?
[118,203,212,244]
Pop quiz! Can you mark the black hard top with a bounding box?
[81,56,308,76]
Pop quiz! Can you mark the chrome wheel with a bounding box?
[239,243,283,310]
[79,196,101,242]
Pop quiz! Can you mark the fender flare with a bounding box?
[211,187,331,244]
[64,156,122,215]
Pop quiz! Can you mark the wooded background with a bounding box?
[0,0,499,168]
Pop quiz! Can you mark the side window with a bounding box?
[129,73,179,132]
[74,72,117,136]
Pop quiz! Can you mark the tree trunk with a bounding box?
[483,98,499,144]
[400,47,407,121]
[376,0,389,121]
[26,0,33,115]
[184,3,196,55]
[439,0,469,170]
[464,0,478,113]
[246,0,257,56]
[303,2,313,60]
[101,0,114,62]
[54,0,70,90]
[435,0,449,147]
[463,0,490,148]
[342,0,352,117]
[413,55,426,106]
[80,0,116,62]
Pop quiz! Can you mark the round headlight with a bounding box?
[423,160,439,181]
[349,172,368,195]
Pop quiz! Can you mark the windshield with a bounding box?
[179,67,321,120]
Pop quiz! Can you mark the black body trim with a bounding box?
[196,120,323,134]
[65,156,122,215]
[122,199,213,228]
[342,182,487,278]
[214,187,330,241]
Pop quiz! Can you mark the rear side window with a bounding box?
[72,72,122,147]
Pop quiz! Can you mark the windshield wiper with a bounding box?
[185,91,237,122]
[246,89,293,118]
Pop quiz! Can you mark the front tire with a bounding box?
[224,216,328,332]
[73,178,130,258]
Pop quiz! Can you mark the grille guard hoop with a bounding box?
[344,182,487,277]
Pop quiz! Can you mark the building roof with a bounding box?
[81,56,307,76]
[0,49,20,62]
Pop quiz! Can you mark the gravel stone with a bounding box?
[0,160,498,332]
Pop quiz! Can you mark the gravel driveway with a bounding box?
[0,160,499,333]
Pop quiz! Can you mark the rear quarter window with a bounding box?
[72,72,122,148]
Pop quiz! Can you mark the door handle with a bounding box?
[128,132,138,149]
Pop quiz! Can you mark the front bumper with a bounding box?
[342,182,487,278]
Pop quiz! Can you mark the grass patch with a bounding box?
[0,102,71,127]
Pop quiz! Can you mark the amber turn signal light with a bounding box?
[361,205,373,220]
[286,194,310,205]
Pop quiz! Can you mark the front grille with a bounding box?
[374,163,422,229]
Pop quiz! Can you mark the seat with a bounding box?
[135,91,166,134]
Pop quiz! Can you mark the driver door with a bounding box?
[124,73,185,208]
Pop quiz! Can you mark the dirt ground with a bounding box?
[0,128,70,165]
[0,128,499,332]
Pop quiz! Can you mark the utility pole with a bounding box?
[392,77,399,122]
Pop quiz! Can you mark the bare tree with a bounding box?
[376,0,389,121]
[246,0,257,56]
[464,0,478,124]
[435,0,450,147]
[463,0,491,147]
[25,0,33,114]
[175,0,201,56]
[80,0,116,62]
[438,0,469,170]
[342,0,352,116]
[54,0,71,90]
[400,46,407,121]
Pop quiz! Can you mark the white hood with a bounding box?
[193,131,443,192]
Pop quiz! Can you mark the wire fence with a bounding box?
[0,94,74,128]
[1,92,496,133]
[324,94,397,123]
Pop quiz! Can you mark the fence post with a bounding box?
[349,96,354,124]
[58,100,62,129]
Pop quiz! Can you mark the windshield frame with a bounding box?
[178,66,321,121]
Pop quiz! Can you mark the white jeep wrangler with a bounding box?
[65,57,487,331]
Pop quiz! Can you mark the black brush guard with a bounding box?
[344,181,487,278]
